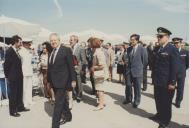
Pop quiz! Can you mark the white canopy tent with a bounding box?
[140,35,157,45]
[0,42,9,47]
[0,15,41,38]
[62,29,127,45]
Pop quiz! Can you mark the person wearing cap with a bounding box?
[19,38,33,109]
[151,42,161,85]
[172,37,189,108]
[106,43,115,81]
[140,42,148,91]
[116,44,125,83]
[123,34,148,108]
[122,41,131,104]
[90,37,109,110]
[149,27,180,128]
[86,37,96,95]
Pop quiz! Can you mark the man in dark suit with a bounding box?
[149,27,180,128]
[86,37,96,95]
[4,35,29,117]
[47,33,76,128]
[123,34,148,108]
[172,37,189,108]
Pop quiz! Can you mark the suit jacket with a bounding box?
[106,48,115,67]
[47,45,76,89]
[176,48,189,78]
[153,43,180,87]
[127,44,148,78]
[4,47,23,81]
[73,44,87,72]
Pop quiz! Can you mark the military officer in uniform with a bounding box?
[149,27,180,128]
[172,37,189,108]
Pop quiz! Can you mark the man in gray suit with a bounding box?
[123,34,148,108]
[70,35,87,101]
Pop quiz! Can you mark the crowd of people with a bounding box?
[2,27,189,128]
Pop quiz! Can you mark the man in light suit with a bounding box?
[70,35,87,101]
[123,34,148,108]
[172,37,189,108]
[19,38,33,109]
[47,33,76,128]
[106,43,115,81]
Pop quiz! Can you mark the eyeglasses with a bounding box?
[174,42,180,44]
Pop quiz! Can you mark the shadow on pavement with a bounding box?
[82,84,97,107]
[83,84,93,95]
[106,91,154,118]
[141,92,154,99]
[44,101,54,117]
[82,94,97,107]
[170,121,189,128]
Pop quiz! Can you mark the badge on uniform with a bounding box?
[161,52,169,56]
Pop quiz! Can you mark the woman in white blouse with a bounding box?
[40,43,55,103]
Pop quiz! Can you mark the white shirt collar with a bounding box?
[179,47,181,52]
[133,44,139,51]
[73,43,79,54]
[133,44,138,48]
[162,42,168,48]
[55,44,61,51]
[12,46,18,52]
[50,44,61,64]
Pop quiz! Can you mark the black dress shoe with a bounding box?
[142,87,147,91]
[148,115,160,123]
[132,104,138,108]
[173,103,180,108]
[10,113,21,117]
[122,100,131,105]
[18,107,30,112]
[158,124,169,128]
[60,117,72,125]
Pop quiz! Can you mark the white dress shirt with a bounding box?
[49,44,61,64]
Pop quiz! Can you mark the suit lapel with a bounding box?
[53,45,62,64]
[133,46,139,59]
[10,47,21,60]
[130,46,140,62]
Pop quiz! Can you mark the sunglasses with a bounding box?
[157,35,164,39]
[174,41,180,44]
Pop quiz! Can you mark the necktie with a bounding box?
[50,48,56,64]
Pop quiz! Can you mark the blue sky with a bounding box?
[0,0,189,40]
